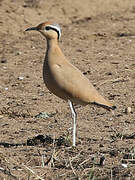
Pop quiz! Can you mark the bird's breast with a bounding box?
[43,58,71,101]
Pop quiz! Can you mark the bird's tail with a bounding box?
[92,93,116,111]
[92,102,116,111]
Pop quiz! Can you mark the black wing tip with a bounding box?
[92,102,117,111]
[111,105,117,110]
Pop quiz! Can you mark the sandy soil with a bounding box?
[0,0,135,179]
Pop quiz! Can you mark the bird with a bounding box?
[25,21,116,147]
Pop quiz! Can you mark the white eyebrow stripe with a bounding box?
[48,24,61,39]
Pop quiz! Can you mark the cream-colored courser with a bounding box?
[25,21,116,146]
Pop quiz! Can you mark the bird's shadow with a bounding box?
[0,142,26,148]
[0,134,70,148]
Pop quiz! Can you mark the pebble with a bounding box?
[18,76,24,80]
[0,59,7,63]
[16,51,22,55]
[125,107,132,114]
[0,115,4,119]
[121,163,128,168]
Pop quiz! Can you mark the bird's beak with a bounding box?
[25,26,38,31]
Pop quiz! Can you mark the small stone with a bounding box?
[99,155,105,166]
[35,112,50,119]
[125,107,132,114]
[18,76,24,80]
[106,72,112,75]
[16,51,22,55]
[0,115,4,119]
[1,59,7,63]
[99,144,104,147]
[32,96,38,100]
[121,163,128,168]
[39,92,44,96]
[109,149,118,157]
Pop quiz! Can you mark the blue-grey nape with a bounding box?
[51,23,61,39]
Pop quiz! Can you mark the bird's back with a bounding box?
[43,44,114,109]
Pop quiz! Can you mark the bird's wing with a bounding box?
[51,61,108,105]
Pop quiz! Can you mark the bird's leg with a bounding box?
[68,100,77,147]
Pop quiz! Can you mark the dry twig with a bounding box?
[97,77,129,87]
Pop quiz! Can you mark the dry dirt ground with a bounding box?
[0,0,135,179]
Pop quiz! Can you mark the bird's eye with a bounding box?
[45,26,51,31]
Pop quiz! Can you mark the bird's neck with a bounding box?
[46,38,59,50]
[45,39,65,61]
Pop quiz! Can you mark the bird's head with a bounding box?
[25,21,61,41]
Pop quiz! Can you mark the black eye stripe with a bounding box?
[45,26,51,30]
[45,26,60,40]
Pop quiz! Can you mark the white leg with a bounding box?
[68,100,77,147]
